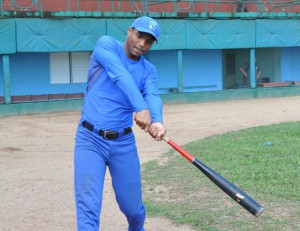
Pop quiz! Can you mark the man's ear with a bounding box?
[127,27,133,36]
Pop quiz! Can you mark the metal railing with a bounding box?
[0,0,300,18]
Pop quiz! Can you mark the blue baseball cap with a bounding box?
[130,16,160,42]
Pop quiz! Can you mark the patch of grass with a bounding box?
[142,122,300,231]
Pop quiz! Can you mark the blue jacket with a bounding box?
[81,36,163,130]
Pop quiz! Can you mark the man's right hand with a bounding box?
[135,109,151,133]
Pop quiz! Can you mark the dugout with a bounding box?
[1,1,300,116]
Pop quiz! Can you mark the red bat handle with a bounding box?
[163,136,195,162]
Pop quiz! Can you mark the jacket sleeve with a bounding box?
[92,36,148,113]
[141,65,163,123]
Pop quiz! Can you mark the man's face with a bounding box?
[124,28,155,60]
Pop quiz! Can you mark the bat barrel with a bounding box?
[192,159,264,217]
[241,197,264,217]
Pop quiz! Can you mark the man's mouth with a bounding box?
[134,47,143,55]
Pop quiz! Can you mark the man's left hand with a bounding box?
[149,122,167,141]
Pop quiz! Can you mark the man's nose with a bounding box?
[138,38,146,47]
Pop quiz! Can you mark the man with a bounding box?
[74,16,167,231]
[239,57,261,88]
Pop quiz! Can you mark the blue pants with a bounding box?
[74,126,146,231]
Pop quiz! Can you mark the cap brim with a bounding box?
[134,26,158,43]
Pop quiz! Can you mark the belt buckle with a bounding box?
[102,130,118,140]
[103,130,110,140]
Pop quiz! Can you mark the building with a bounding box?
[1,0,300,116]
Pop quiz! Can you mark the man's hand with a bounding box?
[135,109,152,133]
[149,122,167,141]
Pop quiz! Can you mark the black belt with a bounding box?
[82,120,132,140]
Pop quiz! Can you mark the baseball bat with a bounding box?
[162,136,264,217]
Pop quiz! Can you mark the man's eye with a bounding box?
[136,33,143,38]
[146,39,154,44]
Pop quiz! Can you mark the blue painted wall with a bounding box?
[2,47,299,97]
[2,18,300,99]
[9,53,86,95]
[183,50,222,92]
[146,50,178,94]
[146,49,223,94]
[2,50,222,97]
[7,50,223,96]
[0,55,3,96]
[281,47,300,82]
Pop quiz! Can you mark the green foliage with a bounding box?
[142,122,300,231]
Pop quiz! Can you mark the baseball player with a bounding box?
[74,16,167,231]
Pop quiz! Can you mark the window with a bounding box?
[50,52,91,84]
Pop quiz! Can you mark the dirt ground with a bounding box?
[1,96,300,231]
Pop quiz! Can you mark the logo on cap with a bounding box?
[148,21,157,31]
